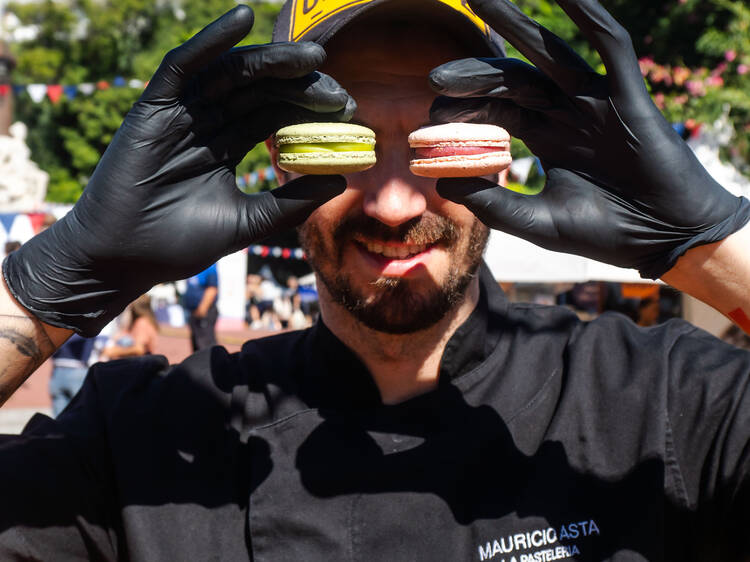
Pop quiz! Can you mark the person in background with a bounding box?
[245,273,263,328]
[637,296,661,327]
[4,241,21,256]
[49,332,110,416]
[100,295,159,360]
[182,262,219,350]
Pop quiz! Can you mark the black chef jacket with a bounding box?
[1,265,749,561]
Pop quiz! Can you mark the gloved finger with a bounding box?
[143,5,254,102]
[437,176,558,241]
[257,73,353,113]
[554,0,645,100]
[430,58,562,111]
[430,96,523,135]
[240,175,347,242]
[466,0,593,95]
[194,42,327,101]
[186,73,354,137]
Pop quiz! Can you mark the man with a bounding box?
[0,1,748,560]
[182,262,219,351]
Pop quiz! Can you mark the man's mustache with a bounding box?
[333,213,460,246]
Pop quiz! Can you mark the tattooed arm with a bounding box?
[0,277,72,407]
[662,223,750,334]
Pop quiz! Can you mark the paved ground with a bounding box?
[0,325,278,434]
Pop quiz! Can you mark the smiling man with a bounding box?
[0,0,749,560]
[271,9,500,401]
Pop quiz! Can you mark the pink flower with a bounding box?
[672,66,691,86]
[712,62,728,76]
[653,92,665,109]
[673,94,688,106]
[706,75,724,87]
[738,64,749,75]
[638,56,655,76]
[650,65,671,85]
[686,80,706,97]
[725,50,737,62]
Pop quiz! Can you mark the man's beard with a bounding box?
[299,213,489,334]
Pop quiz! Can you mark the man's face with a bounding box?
[296,24,491,334]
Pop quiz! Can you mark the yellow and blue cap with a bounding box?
[272,0,506,56]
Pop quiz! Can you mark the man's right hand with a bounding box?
[3,5,354,337]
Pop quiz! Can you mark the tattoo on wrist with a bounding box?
[0,313,55,365]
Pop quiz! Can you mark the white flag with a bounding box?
[27,84,47,103]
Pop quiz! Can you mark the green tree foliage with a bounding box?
[9,0,282,202]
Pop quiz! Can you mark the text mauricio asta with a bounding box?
[479,518,601,560]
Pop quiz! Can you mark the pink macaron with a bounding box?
[408,123,512,178]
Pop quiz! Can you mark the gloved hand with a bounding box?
[429,0,750,279]
[3,6,355,336]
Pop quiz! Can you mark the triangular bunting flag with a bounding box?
[78,83,95,95]
[27,213,46,233]
[64,85,77,99]
[128,79,144,88]
[27,84,47,103]
[47,84,63,104]
[96,80,109,90]
[9,214,34,244]
[12,85,24,95]
[0,84,9,97]
[113,76,126,87]
[0,214,15,235]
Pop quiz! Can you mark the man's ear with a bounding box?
[265,137,291,185]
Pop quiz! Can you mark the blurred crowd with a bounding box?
[245,266,317,331]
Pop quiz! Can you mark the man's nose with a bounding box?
[360,140,427,227]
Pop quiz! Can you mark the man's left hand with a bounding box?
[429,0,750,279]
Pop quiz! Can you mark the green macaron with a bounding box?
[275,122,376,175]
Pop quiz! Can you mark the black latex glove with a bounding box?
[429,0,750,279]
[3,6,355,336]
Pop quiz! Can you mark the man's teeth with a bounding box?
[364,241,428,258]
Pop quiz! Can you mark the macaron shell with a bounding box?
[278,151,376,175]
[409,151,512,178]
[407,123,510,146]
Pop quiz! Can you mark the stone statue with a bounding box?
[0,41,49,211]
[0,121,49,210]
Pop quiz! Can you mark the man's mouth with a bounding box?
[359,240,430,260]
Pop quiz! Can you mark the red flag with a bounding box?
[0,84,9,97]
[47,84,63,104]
[96,80,110,90]
[27,213,46,233]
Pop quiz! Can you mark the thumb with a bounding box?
[437,177,554,241]
[242,175,346,242]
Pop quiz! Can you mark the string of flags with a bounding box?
[248,244,306,261]
[236,166,276,189]
[0,77,148,104]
